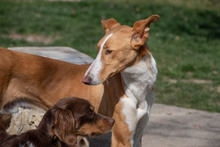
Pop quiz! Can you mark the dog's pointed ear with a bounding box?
[51,108,77,146]
[101,18,120,33]
[131,15,159,49]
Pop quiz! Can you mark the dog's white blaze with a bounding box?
[121,54,157,147]
[84,33,113,85]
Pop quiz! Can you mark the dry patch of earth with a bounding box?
[5,33,59,45]
[167,78,212,84]
[47,0,81,2]
[166,78,220,93]
[217,86,220,93]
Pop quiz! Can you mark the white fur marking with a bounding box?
[121,97,137,146]
[121,55,157,101]
[84,33,113,85]
[121,54,157,147]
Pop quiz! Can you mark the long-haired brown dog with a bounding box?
[0,97,114,147]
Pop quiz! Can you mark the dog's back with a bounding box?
[0,48,103,113]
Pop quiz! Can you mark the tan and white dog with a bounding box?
[0,15,159,147]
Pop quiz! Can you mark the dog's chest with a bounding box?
[119,54,157,132]
[121,55,157,102]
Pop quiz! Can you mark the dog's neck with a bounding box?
[121,50,157,102]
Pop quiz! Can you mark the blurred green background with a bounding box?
[0,0,219,112]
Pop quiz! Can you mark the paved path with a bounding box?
[144,104,220,147]
[9,47,220,147]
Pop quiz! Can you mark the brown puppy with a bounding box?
[0,97,114,147]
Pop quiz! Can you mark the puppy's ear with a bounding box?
[131,15,159,49]
[101,18,120,33]
[51,108,76,146]
[73,110,88,130]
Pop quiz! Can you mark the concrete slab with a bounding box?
[8,47,220,147]
[9,47,93,65]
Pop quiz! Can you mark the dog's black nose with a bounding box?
[82,75,91,85]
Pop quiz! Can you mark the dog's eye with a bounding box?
[105,49,112,55]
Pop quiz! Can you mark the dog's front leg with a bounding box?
[133,92,155,147]
[111,98,137,147]
[133,108,149,147]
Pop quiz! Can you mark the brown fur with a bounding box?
[0,114,11,129]
[0,15,159,146]
[111,100,132,147]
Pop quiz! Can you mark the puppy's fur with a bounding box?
[0,97,114,147]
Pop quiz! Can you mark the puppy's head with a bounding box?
[50,97,114,146]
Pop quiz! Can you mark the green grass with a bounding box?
[0,0,220,112]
